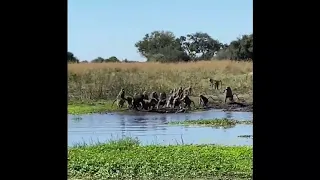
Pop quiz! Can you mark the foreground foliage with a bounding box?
[68,138,253,180]
[170,118,252,128]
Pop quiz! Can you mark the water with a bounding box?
[68,109,253,147]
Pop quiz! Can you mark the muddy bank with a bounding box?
[127,101,253,114]
[211,102,253,112]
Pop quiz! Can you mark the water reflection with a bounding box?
[68,109,253,146]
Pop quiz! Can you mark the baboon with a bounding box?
[125,96,133,109]
[142,98,158,110]
[209,78,222,90]
[183,86,192,96]
[160,92,167,100]
[111,98,126,109]
[199,94,215,107]
[132,94,145,110]
[177,87,183,98]
[171,90,177,98]
[112,88,125,107]
[180,94,196,109]
[149,91,159,101]
[142,91,149,100]
[223,87,239,103]
[172,96,182,109]
[156,92,167,109]
[116,88,126,99]
[166,92,177,108]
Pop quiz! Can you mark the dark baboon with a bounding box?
[184,86,192,96]
[172,96,182,109]
[209,78,222,90]
[156,92,167,109]
[180,94,196,109]
[149,91,159,101]
[132,94,145,110]
[142,91,149,100]
[223,87,238,103]
[160,92,167,100]
[199,94,215,107]
[125,96,133,109]
[177,87,183,98]
[142,98,158,110]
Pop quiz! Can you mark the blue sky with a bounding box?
[68,0,252,61]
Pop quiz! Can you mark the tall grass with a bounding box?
[68,60,253,102]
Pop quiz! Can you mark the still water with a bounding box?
[68,109,253,146]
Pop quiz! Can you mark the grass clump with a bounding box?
[68,60,253,104]
[170,118,252,128]
[68,100,120,115]
[68,137,252,180]
[238,135,253,138]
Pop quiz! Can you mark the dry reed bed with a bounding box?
[68,60,253,102]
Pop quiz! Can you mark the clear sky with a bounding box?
[68,0,252,61]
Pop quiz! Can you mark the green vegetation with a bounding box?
[169,118,252,128]
[68,100,120,115]
[238,135,253,138]
[68,138,253,180]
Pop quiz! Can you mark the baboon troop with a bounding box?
[113,83,240,111]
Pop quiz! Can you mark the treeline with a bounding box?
[68,30,252,63]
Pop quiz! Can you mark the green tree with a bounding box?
[179,32,223,60]
[67,52,79,63]
[105,56,120,62]
[135,31,190,62]
[91,57,105,63]
[215,34,253,61]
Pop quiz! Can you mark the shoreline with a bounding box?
[68,97,253,115]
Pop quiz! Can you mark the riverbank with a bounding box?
[68,138,252,180]
[68,101,253,115]
[68,95,252,115]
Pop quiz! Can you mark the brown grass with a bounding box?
[68,60,253,103]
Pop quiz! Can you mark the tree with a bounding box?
[135,31,189,62]
[91,57,105,63]
[105,56,120,62]
[215,34,253,61]
[179,32,223,60]
[67,52,79,63]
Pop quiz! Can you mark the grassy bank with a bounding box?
[68,138,252,180]
[68,60,253,103]
[68,100,117,115]
[169,118,253,128]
